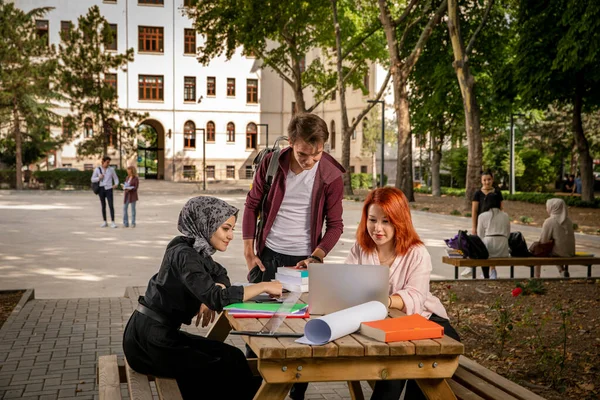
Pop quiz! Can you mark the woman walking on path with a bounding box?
[123,166,139,228]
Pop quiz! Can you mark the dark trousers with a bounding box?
[370,314,461,400]
[123,311,259,400]
[247,247,309,400]
[99,187,115,222]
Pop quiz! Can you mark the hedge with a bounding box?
[33,169,128,190]
[0,170,16,188]
[350,173,388,190]
[414,186,599,208]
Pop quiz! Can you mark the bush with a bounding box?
[33,169,127,190]
[0,170,16,188]
[350,173,387,190]
[450,209,461,216]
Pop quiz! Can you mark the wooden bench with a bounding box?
[449,355,546,400]
[442,256,600,279]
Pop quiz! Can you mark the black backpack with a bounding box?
[508,232,532,257]
[457,230,489,259]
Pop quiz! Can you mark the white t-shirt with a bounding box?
[265,162,319,256]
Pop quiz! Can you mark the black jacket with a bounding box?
[141,236,244,325]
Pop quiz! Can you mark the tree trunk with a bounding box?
[447,0,483,210]
[102,118,108,156]
[13,103,23,190]
[431,135,442,197]
[372,151,377,189]
[294,84,307,113]
[573,72,594,203]
[396,79,414,201]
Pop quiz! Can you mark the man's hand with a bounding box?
[245,253,265,272]
[99,174,104,180]
[112,184,118,189]
[215,283,226,289]
[195,303,216,328]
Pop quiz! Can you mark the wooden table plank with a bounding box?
[351,333,389,356]
[334,334,365,357]
[412,339,442,355]
[124,360,153,400]
[155,378,183,400]
[277,321,312,359]
[434,336,464,355]
[226,314,287,359]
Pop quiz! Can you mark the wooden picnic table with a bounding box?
[206,296,464,400]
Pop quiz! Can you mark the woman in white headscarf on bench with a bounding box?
[534,198,575,278]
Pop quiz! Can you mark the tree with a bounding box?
[378,0,448,202]
[514,0,600,202]
[0,2,71,189]
[186,0,335,113]
[59,6,146,158]
[361,105,396,188]
[331,0,391,195]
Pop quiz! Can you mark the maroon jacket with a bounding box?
[242,147,345,256]
[124,176,139,203]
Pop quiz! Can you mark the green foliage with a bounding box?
[58,5,146,157]
[441,147,468,188]
[33,169,127,190]
[491,296,516,359]
[450,209,461,216]
[350,173,375,190]
[0,133,58,168]
[361,106,397,157]
[519,215,533,224]
[515,148,557,192]
[0,170,16,188]
[515,279,547,295]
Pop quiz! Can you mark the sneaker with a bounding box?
[110,222,117,228]
[123,224,129,228]
[490,269,497,279]
[100,221,108,228]
[131,223,136,228]
[461,268,472,277]
[561,271,570,278]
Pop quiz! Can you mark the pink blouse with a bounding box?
[345,242,448,320]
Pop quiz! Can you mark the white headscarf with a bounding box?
[546,198,568,230]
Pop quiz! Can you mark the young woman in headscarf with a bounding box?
[123,196,282,400]
[534,198,576,278]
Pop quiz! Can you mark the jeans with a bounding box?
[123,201,136,226]
[98,187,114,222]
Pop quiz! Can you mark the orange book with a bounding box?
[359,314,444,342]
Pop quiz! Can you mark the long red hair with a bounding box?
[357,187,422,256]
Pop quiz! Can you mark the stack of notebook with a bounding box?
[445,248,466,258]
[224,302,309,318]
[275,267,309,293]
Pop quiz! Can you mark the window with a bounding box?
[184,77,196,102]
[206,165,215,179]
[138,75,164,100]
[246,123,257,149]
[107,24,118,51]
[84,164,93,171]
[291,102,296,117]
[349,166,355,173]
[206,121,215,142]
[139,0,164,4]
[62,119,72,137]
[183,165,196,179]
[363,72,370,94]
[105,119,118,147]
[60,21,72,37]
[246,79,258,103]
[330,120,336,150]
[226,78,235,96]
[298,55,306,73]
[138,26,164,53]
[84,118,94,138]
[207,77,215,96]
[226,122,235,142]
[184,121,196,149]
[62,164,72,168]
[36,20,49,46]
[331,90,336,101]
[245,165,253,179]
[361,166,368,174]
[184,0,195,6]
[184,29,196,55]
[105,73,118,94]
[226,165,235,179]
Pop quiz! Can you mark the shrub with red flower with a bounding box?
[511,287,523,297]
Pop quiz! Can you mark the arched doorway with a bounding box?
[137,119,165,179]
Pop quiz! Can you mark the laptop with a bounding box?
[308,263,389,315]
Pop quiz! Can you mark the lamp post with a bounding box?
[509,113,524,195]
[195,128,206,191]
[367,99,385,187]
[256,123,269,148]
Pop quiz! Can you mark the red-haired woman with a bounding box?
[345,187,460,400]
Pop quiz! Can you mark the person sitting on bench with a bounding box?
[346,187,460,400]
[477,192,510,279]
[534,198,575,278]
[122,196,282,400]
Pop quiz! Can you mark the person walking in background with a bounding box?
[534,198,575,278]
[461,170,504,276]
[91,156,119,228]
[477,193,510,279]
[123,166,139,228]
[346,187,460,400]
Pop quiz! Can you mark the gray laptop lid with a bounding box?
[308,264,389,315]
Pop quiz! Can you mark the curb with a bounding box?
[0,288,35,340]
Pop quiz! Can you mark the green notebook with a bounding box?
[224,302,307,313]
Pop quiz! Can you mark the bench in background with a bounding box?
[442,256,600,279]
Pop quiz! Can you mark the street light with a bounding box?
[195,128,206,191]
[256,123,269,148]
[367,99,385,187]
[510,113,524,195]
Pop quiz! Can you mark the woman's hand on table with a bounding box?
[195,303,216,328]
[262,281,283,298]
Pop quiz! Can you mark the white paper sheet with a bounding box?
[295,301,387,345]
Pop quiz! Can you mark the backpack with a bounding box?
[508,232,532,257]
[91,167,102,195]
[457,230,489,259]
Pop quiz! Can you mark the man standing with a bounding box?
[91,156,119,228]
[242,113,344,400]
